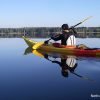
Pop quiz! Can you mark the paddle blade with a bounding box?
[32,42,44,50]
[81,16,92,23]
[73,16,92,28]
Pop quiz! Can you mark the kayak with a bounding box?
[23,36,100,57]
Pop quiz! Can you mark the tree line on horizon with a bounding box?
[0,27,100,38]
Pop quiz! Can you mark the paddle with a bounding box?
[71,72,95,82]
[45,16,92,43]
[32,16,92,50]
[71,16,92,28]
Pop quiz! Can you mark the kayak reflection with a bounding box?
[24,47,94,81]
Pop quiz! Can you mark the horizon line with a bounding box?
[0,26,100,29]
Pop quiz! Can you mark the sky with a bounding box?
[0,0,100,28]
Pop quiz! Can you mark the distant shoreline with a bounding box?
[0,27,100,38]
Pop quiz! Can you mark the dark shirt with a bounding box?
[51,29,77,45]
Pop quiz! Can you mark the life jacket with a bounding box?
[52,35,76,49]
[66,56,76,68]
[67,35,76,46]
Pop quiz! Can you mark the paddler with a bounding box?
[44,54,77,77]
[45,24,90,49]
[45,24,77,47]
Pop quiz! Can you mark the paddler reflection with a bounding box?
[44,54,77,77]
[24,47,94,81]
[24,47,77,77]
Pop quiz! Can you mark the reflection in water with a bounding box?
[44,54,77,77]
[24,47,95,82]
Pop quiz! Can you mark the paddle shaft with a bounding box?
[71,72,94,82]
[72,16,92,28]
[47,38,52,41]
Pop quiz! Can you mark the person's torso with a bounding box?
[60,32,73,45]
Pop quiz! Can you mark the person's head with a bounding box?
[61,69,69,77]
[61,24,69,32]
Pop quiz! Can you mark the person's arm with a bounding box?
[44,54,62,66]
[51,34,62,41]
[70,27,78,37]
[44,34,61,44]
[52,61,61,66]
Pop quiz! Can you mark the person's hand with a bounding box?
[44,54,48,59]
[70,26,75,30]
[44,40,49,44]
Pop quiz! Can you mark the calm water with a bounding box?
[0,38,100,100]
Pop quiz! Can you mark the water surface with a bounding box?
[0,38,100,100]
